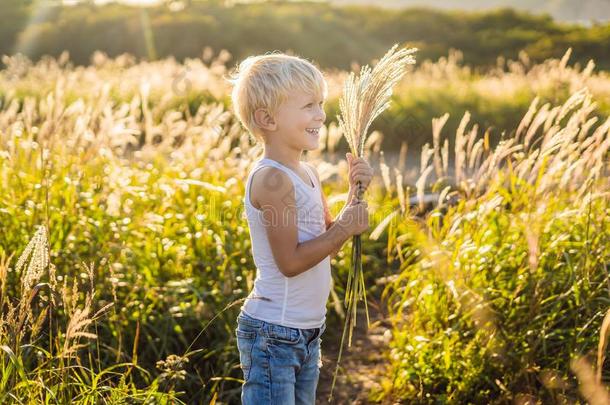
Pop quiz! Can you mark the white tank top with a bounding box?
[240,157,331,329]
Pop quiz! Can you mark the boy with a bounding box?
[229,53,373,404]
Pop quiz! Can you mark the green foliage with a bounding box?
[2,2,610,70]
[376,92,610,402]
[380,194,609,402]
[1,50,609,403]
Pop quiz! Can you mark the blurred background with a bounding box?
[1,2,610,404]
[3,0,610,157]
[3,0,610,69]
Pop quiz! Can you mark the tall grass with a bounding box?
[3,48,610,152]
[0,227,180,402]
[0,56,256,401]
[330,44,416,403]
[0,49,608,403]
[375,88,609,403]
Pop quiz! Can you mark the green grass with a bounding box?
[0,51,608,403]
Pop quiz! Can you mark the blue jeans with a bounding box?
[235,312,327,405]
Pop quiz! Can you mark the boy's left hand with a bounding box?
[346,152,373,194]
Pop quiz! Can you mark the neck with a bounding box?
[262,141,303,170]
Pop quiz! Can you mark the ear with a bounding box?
[253,108,277,131]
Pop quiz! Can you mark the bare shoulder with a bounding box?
[250,166,295,210]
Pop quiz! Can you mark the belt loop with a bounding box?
[307,328,319,344]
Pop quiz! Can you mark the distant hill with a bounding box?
[2,2,610,71]
[330,0,610,23]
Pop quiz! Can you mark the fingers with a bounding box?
[349,162,367,173]
[350,174,373,187]
[338,199,367,237]
[350,157,369,167]
[349,167,370,177]
[347,155,372,169]
[350,171,373,183]
[349,165,373,178]
[350,166,373,178]
[347,157,373,188]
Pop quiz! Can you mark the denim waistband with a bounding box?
[238,311,324,332]
[237,312,265,328]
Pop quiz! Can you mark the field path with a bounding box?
[316,293,393,404]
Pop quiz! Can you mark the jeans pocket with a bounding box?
[265,324,301,345]
[236,330,256,380]
[236,316,261,338]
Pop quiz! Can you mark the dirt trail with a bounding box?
[316,295,394,404]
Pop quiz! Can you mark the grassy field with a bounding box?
[0,50,608,403]
[2,47,610,154]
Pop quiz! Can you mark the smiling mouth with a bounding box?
[306,128,320,135]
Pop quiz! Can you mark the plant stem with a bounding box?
[329,180,371,402]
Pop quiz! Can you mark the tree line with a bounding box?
[1,0,610,70]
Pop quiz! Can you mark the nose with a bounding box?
[316,105,326,123]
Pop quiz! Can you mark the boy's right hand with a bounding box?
[337,196,369,236]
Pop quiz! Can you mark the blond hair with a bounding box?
[229,53,327,142]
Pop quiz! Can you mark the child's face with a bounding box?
[271,88,326,151]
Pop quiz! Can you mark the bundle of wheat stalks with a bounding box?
[329,44,417,402]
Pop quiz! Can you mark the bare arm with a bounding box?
[305,163,356,258]
[322,194,342,259]
[322,153,373,256]
[252,167,360,278]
